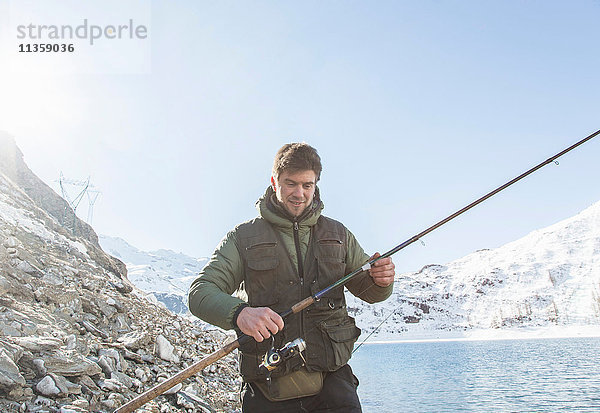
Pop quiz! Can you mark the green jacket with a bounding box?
[188,187,393,330]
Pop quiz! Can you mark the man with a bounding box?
[189,143,395,412]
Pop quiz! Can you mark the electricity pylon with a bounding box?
[56,172,101,225]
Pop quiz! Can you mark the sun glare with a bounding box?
[0,71,83,146]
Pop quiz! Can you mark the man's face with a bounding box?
[271,169,317,218]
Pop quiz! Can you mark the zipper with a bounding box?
[293,221,304,284]
[246,242,277,250]
[293,220,306,345]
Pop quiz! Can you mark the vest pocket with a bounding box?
[246,243,279,306]
[314,317,361,370]
[238,343,271,382]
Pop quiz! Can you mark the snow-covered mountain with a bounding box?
[101,199,600,341]
[99,235,208,314]
[348,200,600,340]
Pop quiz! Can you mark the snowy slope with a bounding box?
[100,201,600,338]
[99,235,208,314]
[348,200,600,340]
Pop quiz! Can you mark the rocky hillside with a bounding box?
[348,199,600,340]
[0,133,241,412]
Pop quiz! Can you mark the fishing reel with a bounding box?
[259,337,306,373]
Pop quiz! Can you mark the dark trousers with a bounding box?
[241,364,362,413]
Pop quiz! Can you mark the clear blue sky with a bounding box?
[1,1,599,274]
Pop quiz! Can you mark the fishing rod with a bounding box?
[116,128,600,413]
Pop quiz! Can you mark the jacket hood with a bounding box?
[256,186,323,228]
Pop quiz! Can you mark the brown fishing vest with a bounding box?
[235,216,361,382]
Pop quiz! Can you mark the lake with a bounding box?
[350,337,600,412]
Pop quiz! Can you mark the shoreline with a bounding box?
[361,325,600,344]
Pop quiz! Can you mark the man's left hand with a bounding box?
[368,252,395,287]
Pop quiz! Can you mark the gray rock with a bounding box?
[109,297,126,313]
[114,314,130,331]
[97,301,117,319]
[11,336,62,352]
[111,371,133,389]
[141,354,155,363]
[118,331,150,350]
[98,348,126,372]
[47,373,81,396]
[0,323,22,337]
[16,318,38,336]
[76,374,101,396]
[42,272,64,286]
[64,335,77,350]
[43,351,102,377]
[3,236,19,248]
[15,260,41,274]
[79,320,108,339]
[69,398,90,410]
[97,355,116,376]
[0,349,26,392]
[176,391,215,413]
[59,407,86,413]
[111,279,133,294]
[0,274,12,295]
[35,375,61,397]
[0,338,24,361]
[101,398,117,410]
[134,367,150,383]
[155,334,179,363]
[98,377,127,392]
[32,359,47,377]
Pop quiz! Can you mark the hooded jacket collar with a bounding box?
[256,186,323,229]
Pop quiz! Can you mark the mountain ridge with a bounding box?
[347,199,600,340]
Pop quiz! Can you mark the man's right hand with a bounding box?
[236,306,285,342]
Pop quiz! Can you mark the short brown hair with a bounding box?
[272,143,322,181]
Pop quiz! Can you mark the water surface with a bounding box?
[351,337,600,412]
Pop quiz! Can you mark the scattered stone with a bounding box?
[59,406,87,413]
[3,236,19,248]
[98,377,127,392]
[111,279,133,294]
[0,349,26,393]
[98,301,117,319]
[176,391,215,413]
[32,359,46,377]
[35,375,61,397]
[155,335,179,363]
[42,272,64,286]
[0,274,13,295]
[111,371,134,389]
[118,331,151,350]
[70,398,90,410]
[135,367,150,383]
[97,355,116,376]
[43,351,102,377]
[50,373,81,396]
[15,260,41,275]
[78,320,109,339]
[10,336,62,352]
[76,374,101,396]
